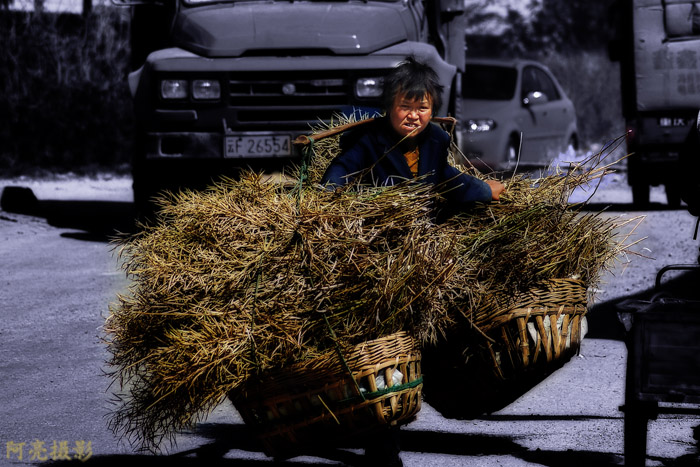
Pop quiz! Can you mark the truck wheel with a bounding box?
[447,74,463,151]
[632,183,650,207]
[131,133,164,222]
[132,162,161,223]
[665,184,681,208]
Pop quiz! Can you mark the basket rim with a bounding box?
[246,331,417,380]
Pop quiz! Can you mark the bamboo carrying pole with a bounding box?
[292,116,458,146]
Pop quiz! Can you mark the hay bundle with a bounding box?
[106,174,458,450]
[443,177,624,332]
[297,116,634,333]
[105,117,638,451]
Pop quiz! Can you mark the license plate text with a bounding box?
[225,135,292,158]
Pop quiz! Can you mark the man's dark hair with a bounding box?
[382,56,444,114]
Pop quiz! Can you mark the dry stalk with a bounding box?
[104,116,641,451]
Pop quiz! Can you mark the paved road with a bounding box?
[1,174,700,466]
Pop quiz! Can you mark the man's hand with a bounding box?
[486,180,505,201]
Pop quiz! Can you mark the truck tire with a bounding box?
[446,74,462,151]
[132,160,162,222]
[665,184,681,208]
[632,183,649,207]
[131,132,165,221]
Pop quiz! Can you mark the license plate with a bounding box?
[224,134,292,158]
[658,117,687,127]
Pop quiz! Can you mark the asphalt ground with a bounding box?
[2,169,700,466]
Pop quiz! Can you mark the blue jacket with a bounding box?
[320,117,493,206]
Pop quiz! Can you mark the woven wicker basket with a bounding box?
[422,278,588,418]
[230,331,422,457]
[481,278,588,379]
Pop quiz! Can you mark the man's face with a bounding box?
[389,92,432,138]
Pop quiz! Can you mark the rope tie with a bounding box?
[296,138,314,211]
[249,253,265,372]
[322,313,366,401]
[358,376,423,401]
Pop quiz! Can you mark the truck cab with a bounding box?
[609,0,700,206]
[122,0,465,208]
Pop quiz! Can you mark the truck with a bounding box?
[120,0,467,209]
[609,0,700,206]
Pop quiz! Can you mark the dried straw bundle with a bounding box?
[105,117,638,451]
[298,116,636,333]
[443,174,626,333]
[105,174,458,450]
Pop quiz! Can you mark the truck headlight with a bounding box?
[192,79,221,100]
[466,119,496,132]
[355,77,384,98]
[161,79,188,99]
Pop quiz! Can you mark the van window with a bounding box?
[533,67,560,101]
[463,65,517,101]
[521,66,560,102]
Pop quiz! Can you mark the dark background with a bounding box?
[0,0,622,176]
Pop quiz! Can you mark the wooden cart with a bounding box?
[618,264,700,467]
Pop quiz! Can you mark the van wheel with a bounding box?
[505,140,519,169]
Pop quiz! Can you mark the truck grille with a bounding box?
[228,70,382,128]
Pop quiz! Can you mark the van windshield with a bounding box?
[463,65,517,101]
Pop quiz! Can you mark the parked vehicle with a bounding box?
[608,0,700,207]
[459,58,578,172]
[118,0,468,209]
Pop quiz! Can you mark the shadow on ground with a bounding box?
[586,265,700,341]
[1,185,140,241]
[39,422,627,466]
[579,201,684,212]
